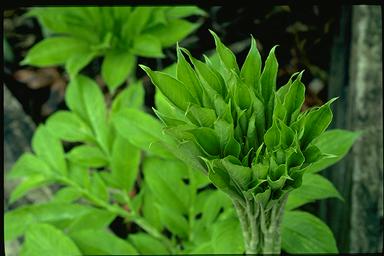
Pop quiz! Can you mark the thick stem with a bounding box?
[234,194,289,255]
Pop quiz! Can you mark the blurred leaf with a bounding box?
[51,187,82,203]
[9,174,52,204]
[21,37,88,67]
[132,34,164,58]
[66,75,109,153]
[307,129,360,173]
[67,208,116,232]
[32,125,67,175]
[102,51,135,91]
[69,229,138,255]
[111,80,145,113]
[7,153,52,179]
[45,110,94,142]
[20,223,81,256]
[128,233,169,254]
[111,134,141,191]
[66,50,96,78]
[5,203,93,241]
[282,210,338,253]
[286,173,343,210]
[212,216,244,253]
[166,6,207,19]
[67,145,108,168]
[144,19,200,47]
[90,172,109,202]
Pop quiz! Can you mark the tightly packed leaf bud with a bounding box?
[140,30,336,209]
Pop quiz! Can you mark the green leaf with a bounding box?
[260,45,278,103]
[283,74,305,124]
[70,229,138,255]
[111,134,141,191]
[102,51,136,91]
[307,129,360,173]
[111,80,144,113]
[45,110,94,142]
[65,75,109,153]
[166,6,207,19]
[112,108,175,158]
[122,7,152,39]
[240,36,261,91]
[282,210,338,253]
[264,121,280,150]
[176,46,203,103]
[66,50,96,78]
[221,156,253,190]
[20,223,81,256]
[132,34,164,58]
[9,174,52,204]
[32,125,67,175]
[67,145,108,168]
[140,65,196,111]
[90,172,109,202]
[209,30,239,73]
[143,157,189,214]
[186,104,217,127]
[301,98,337,148]
[157,203,189,238]
[67,208,116,232]
[144,19,200,47]
[21,37,88,67]
[128,233,169,254]
[212,216,244,254]
[286,173,343,210]
[7,153,52,179]
[4,203,93,241]
[189,127,221,156]
[51,187,82,203]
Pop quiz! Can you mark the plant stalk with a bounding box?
[234,193,289,255]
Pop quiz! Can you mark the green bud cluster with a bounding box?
[140,30,336,206]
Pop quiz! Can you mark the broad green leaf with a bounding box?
[102,51,135,91]
[286,173,343,210]
[21,37,88,67]
[282,210,338,253]
[51,187,82,203]
[67,208,116,232]
[209,30,239,73]
[32,125,67,175]
[166,6,207,19]
[45,110,93,142]
[143,157,189,214]
[7,153,51,179]
[140,65,196,111]
[301,98,337,148]
[67,145,108,168]
[122,7,152,39]
[4,203,93,241]
[65,75,109,154]
[212,216,244,254]
[157,203,189,238]
[260,45,278,102]
[111,80,144,113]
[70,229,138,255]
[144,19,200,47]
[307,129,360,173]
[90,172,109,202]
[20,223,81,256]
[66,50,96,78]
[132,34,164,58]
[240,36,261,90]
[9,174,52,204]
[112,108,175,158]
[200,190,232,225]
[128,233,169,254]
[111,134,141,191]
[68,162,91,189]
